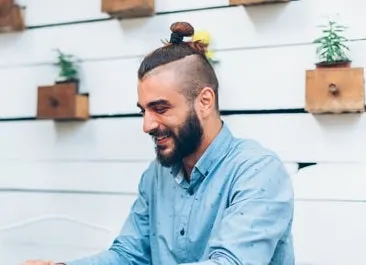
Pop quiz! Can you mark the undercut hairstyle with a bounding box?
[137,22,220,112]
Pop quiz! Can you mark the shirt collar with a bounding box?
[170,121,234,179]
[194,121,233,177]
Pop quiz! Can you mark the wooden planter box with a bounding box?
[305,67,365,114]
[101,0,154,18]
[229,0,290,5]
[0,3,24,32]
[37,81,89,120]
[0,0,14,16]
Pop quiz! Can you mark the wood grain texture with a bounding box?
[305,67,365,114]
[0,0,14,16]
[0,4,25,32]
[229,0,289,5]
[101,0,155,18]
[37,82,90,120]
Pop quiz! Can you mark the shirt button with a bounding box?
[180,228,185,235]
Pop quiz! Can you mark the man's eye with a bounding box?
[139,109,145,115]
[155,107,167,114]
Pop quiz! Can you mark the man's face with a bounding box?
[137,70,203,167]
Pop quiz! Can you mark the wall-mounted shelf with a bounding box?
[101,0,154,19]
[229,0,290,6]
[37,81,89,121]
[0,1,25,32]
[305,67,365,114]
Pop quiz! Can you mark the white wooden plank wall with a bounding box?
[0,0,365,264]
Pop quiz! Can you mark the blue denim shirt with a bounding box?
[66,122,294,265]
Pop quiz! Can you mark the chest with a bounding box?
[149,171,233,262]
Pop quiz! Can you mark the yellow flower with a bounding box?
[192,30,219,65]
[192,30,211,45]
[205,50,214,60]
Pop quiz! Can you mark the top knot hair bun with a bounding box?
[169,22,194,44]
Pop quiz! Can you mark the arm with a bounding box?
[65,171,152,265]
[183,155,294,265]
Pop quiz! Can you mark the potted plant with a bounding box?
[37,49,89,120]
[54,49,80,92]
[305,20,364,114]
[313,20,351,68]
[192,30,219,66]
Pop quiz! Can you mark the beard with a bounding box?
[149,109,203,167]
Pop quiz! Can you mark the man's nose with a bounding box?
[143,112,159,134]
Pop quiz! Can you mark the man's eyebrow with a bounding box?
[136,102,143,109]
[137,99,171,109]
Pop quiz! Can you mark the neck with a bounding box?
[182,118,222,178]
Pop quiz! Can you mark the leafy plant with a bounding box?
[54,49,79,82]
[313,20,350,65]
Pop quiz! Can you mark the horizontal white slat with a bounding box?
[0,64,57,118]
[293,201,366,265]
[0,7,246,67]
[0,192,135,233]
[0,192,135,264]
[18,0,108,26]
[292,163,366,201]
[0,118,155,160]
[0,161,149,193]
[19,0,230,27]
[3,40,366,116]
[2,0,366,67]
[0,114,365,164]
[0,160,297,192]
[0,215,115,264]
[225,113,366,163]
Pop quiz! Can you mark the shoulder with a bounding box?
[225,137,292,198]
[137,159,171,195]
[227,137,282,170]
[136,159,159,196]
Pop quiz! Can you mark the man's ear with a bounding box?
[198,87,215,117]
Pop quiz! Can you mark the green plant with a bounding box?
[313,20,350,65]
[54,49,79,82]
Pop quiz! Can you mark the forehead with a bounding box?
[137,69,185,106]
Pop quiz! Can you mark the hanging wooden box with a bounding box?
[101,0,154,18]
[229,0,290,5]
[305,67,365,114]
[0,0,14,16]
[0,3,25,32]
[37,82,89,120]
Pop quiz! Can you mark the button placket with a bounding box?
[175,182,197,261]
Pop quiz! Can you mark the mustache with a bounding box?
[149,128,172,138]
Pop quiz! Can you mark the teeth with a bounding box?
[156,135,168,141]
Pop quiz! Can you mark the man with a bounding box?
[23,21,294,265]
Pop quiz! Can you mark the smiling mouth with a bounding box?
[154,134,171,144]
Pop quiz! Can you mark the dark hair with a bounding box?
[137,22,219,112]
